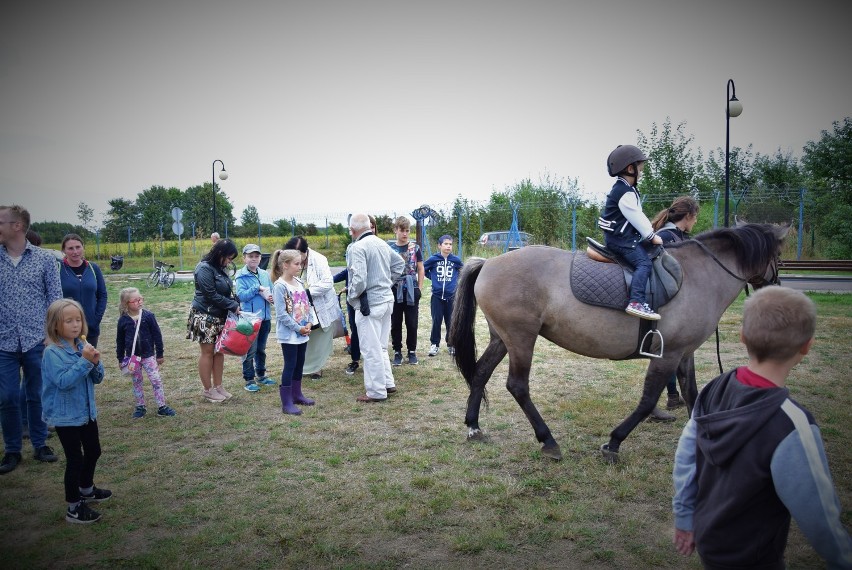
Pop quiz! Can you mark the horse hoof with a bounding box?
[467,428,488,442]
[541,443,562,461]
[600,444,619,464]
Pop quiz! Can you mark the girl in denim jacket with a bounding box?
[41,299,109,524]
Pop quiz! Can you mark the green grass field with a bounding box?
[1,278,849,569]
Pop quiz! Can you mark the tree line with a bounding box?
[32,117,852,259]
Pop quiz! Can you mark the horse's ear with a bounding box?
[734,216,748,227]
[776,223,792,240]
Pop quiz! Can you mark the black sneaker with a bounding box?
[66,501,102,524]
[392,352,403,366]
[344,362,359,376]
[157,405,176,417]
[408,352,418,365]
[0,452,22,475]
[132,405,146,419]
[34,446,58,463]
[80,486,112,502]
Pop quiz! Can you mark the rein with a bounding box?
[691,240,747,282]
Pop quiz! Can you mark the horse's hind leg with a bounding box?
[504,349,562,461]
[465,335,507,441]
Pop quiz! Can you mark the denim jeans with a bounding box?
[242,319,271,381]
[606,241,653,305]
[0,343,48,453]
[430,294,454,346]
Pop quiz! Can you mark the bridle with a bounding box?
[692,239,781,290]
[692,240,782,373]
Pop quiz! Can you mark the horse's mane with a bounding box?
[691,224,782,277]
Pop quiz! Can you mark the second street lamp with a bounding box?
[212,159,228,234]
[724,79,742,227]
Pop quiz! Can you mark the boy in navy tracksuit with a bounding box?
[597,144,663,320]
[672,287,852,568]
[423,235,463,357]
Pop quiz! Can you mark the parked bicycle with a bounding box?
[148,260,176,288]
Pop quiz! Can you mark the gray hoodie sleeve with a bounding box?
[672,417,699,532]
[773,401,852,569]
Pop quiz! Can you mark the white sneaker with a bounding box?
[215,385,233,399]
[428,344,439,357]
[203,388,226,403]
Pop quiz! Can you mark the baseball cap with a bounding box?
[242,243,261,254]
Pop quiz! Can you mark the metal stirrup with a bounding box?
[639,328,664,359]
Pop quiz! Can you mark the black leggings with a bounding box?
[55,421,102,503]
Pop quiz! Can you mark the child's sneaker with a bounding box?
[447,346,456,356]
[408,352,418,365]
[80,486,112,502]
[392,352,403,366]
[625,301,660,320]
[132,405,146,419]
[215,385,233,399]
[344,362,359,376]
[257,376,277,386]
[203,388,226,403]
[244,381,261,393]
[156,405,176,417]
[428,344,439,357]
[66,501,101,524]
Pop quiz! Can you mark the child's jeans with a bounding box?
[429,294,454,346]
[605,241,653,305]
[242,319,271,380]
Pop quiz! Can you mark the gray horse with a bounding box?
[449,223,787,462]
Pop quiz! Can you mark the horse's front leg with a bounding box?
[465,338,507,442]
[602,356,680,463]
[505,356,562,460]
[677,353,697,414]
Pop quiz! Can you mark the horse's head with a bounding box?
[743,222,789,290]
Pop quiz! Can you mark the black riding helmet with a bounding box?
[607,144,648,177]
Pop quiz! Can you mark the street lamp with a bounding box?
[724,79,742,227]
[212,159,228,234]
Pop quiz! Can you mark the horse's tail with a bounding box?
[449,256,486,388]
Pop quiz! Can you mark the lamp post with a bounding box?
[724,79,742,227]
[212,159,228,234]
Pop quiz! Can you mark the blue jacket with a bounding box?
[116,310,163,361]
[234,265,274,321]
[41,339,104,427]
[423,253,463,300]
[59,259,108,339]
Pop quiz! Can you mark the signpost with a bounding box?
[172,207,184,270]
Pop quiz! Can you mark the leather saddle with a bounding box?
[571,237,683,312]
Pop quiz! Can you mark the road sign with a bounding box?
[172,221,184,236]
[171,207,183,222]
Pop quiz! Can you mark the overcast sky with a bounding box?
[2,1,850,227]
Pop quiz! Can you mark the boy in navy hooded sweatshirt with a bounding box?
[672,286,851,569]
[423,235,463,357]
